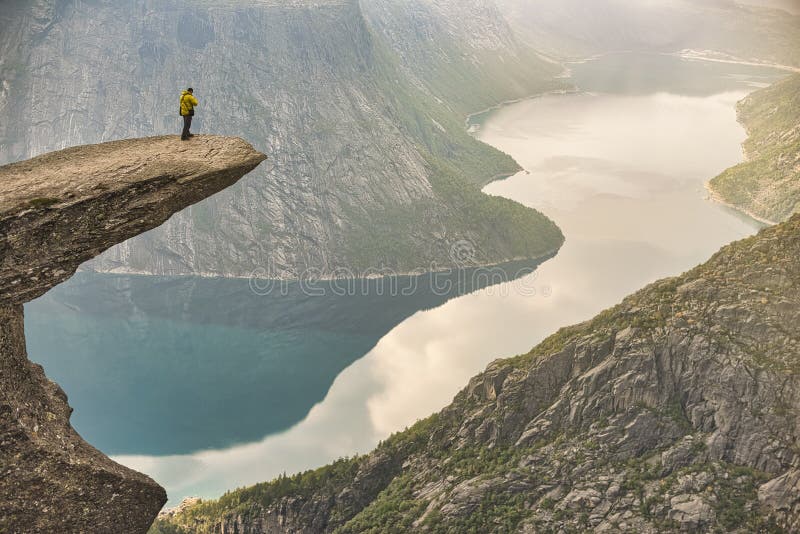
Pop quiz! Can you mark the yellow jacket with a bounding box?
[180,91,199,116]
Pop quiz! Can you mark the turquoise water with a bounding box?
[24,262,543,455]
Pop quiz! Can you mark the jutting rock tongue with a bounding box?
[0,135,266,307]
[0,136,266,533]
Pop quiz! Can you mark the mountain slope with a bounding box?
[360,0,563,121]
[155,220,800,530]
[0,0,563,279]
[709,74,800,223]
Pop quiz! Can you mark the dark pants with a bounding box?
[181,115,193,139]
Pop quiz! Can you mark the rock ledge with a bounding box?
[1,135,266,307]
[0,135,265,533]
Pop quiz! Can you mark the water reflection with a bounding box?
[25,261,544,455]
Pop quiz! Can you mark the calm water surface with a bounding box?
[25,264,540,455]
[25,54,785,503]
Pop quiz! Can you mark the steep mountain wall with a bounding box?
[0,0,563,279]
[360,0,562,120]
[0,136,265,533]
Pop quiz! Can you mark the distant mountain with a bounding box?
[496,0,800,66]
[709,74,800,223]
[0,0,564,279]
[738,0,800,14]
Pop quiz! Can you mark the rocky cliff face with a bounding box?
[360,0,561,119]
[0,135,265,533]
[0,0,563,280]
[709,74,800,224]
[156,212,800,533]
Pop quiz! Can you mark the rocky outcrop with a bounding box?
[1,135,266,306]
[0,0,564,280]
[709,74,800,224]
[0,135,265,533]
[157,214,800,533]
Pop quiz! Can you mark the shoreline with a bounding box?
[673,49,800,73]
[704,181,777,226]
[78,247,562,285]
[466,48,798,134]
[464,87,579,130]
[703,77,779,227]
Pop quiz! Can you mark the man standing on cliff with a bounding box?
[180,88,199,141]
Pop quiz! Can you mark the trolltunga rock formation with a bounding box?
[0,135,265,533]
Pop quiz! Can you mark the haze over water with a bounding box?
[25,53,785,503]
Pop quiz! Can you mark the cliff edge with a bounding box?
[0,135,266,533]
